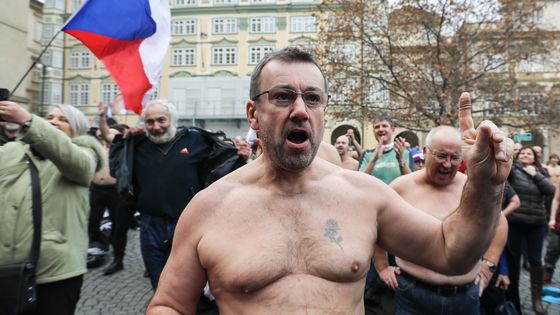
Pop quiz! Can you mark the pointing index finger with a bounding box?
[458,92,474,132]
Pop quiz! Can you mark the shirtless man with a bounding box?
[147,47,513,314]
[373,126,508,314]
[336,135,359,170]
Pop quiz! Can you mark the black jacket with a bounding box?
[109,127,246,198]
[507,163,556,225]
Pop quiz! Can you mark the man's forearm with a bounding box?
[502,195,520,217]
[442,180,504,273]
[550,199,559,224]
[482,214,508,264]
[98,114,113,144]
[552,183,560,221]
[353,141,363,157]
[400,164,411,175]
[372,244,390,272]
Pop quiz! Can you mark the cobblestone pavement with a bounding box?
[77,229,560,314]
[519,262,560,315]
[76,230,152,315]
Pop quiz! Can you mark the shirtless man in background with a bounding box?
[147,47,513,314]
[336,135,359,170]
[373,126,508,314]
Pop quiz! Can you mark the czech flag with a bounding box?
[63,0,170,114]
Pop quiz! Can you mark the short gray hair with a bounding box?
[142,99,178,127]
[425,125,461,146]
[249,47,328,101]
[50,104,89,137]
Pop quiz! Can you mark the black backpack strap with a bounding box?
[26,156,42,264]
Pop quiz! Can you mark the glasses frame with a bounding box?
[251,87,330,109]
[425,145,463,165]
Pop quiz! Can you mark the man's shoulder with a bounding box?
[358,149,375,165]
[390,170,420,190]
[342,158,359,169]
[359,148,375,156]
[181,126,217,140]
[335,163,390,191]
[318,141,341,166]
[185,166,257,219]
[454,171,468,183]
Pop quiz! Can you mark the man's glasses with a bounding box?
[425,145,462,165]
[251,87,329,109]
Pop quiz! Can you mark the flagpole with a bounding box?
[10,29,63,97]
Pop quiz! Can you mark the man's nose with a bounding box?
[289,95,309,121]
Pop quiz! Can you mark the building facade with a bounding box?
[40,0,319,137]
[0,0,43,110]
[37,0,559,155]
[165,0,320,136]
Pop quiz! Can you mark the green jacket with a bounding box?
[0,115,104,284]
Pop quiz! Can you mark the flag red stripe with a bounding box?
[65,30,150,114]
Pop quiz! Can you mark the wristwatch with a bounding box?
[398,161,406,167]
[481,258,497,273]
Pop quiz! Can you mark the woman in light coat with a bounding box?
[0,101,103,315]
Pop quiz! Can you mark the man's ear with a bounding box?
[246,100,259,131]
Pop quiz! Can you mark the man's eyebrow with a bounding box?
[304,86,326,92]
[270,84,325,92]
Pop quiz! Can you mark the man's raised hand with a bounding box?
[458,92,513,183]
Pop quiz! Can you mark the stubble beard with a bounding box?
[260,127,320,171]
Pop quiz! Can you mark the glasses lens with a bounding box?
[428,146,461,165]
[436,154,461,165]
[268,88,296,107]
[302,91,324,107]
[267,88,326,108]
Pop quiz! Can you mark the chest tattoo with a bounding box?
[324,219,343,249]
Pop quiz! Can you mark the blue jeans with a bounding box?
[139,213,177,289]
[395,274,480,315]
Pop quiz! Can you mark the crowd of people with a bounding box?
[331,116,560,315]
[0,46,558,315]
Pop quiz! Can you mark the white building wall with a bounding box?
[170,75,251,137]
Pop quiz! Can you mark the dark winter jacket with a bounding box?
[109,126,246,198]
[507,163,556,225]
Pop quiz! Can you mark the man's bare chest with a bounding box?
[198,201,374,294]
[402,189,461,220]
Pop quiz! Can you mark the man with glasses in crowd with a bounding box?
[147,47,513,314]
[373,125,508,314]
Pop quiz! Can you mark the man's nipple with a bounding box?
[351,261,360,273]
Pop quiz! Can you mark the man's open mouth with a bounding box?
[287,130,309,144]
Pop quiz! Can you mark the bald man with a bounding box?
[335,135,358,170]
[373,126,508,315]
